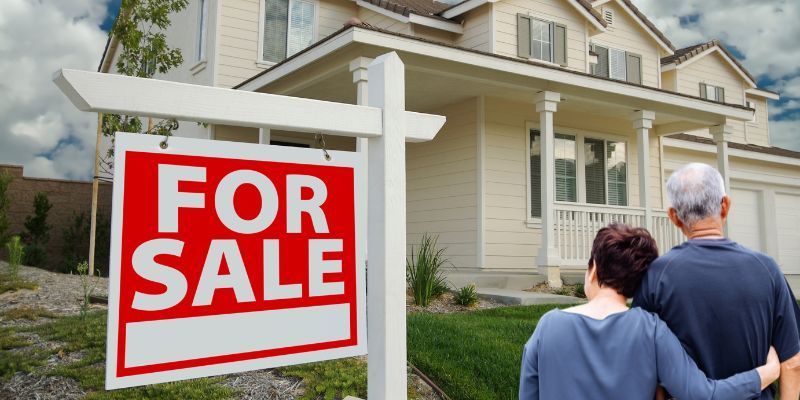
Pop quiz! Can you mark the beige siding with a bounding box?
[216,0,356,88]
[407,99,478,269]
[745,96,770,146]
[412,25,457,44]
[661,69,677,91]
[493,0,588,72]
[455,4,492,52]
[590,1,660,87]
[675,51,747,106]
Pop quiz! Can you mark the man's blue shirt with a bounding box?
[633,238,800,399]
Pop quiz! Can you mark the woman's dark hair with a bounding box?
[588,223,659,298]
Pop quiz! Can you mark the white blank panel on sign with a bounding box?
[125,304,351,368]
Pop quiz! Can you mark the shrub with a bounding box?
[407,233,450,307]
[76,261,99,320]
[454,284,479,307]
[280,358,367,400]
[575,283,586,299]
[6,236,23,282]
[62,212,111,275]
[0,171,11,247]
[22,192,52,267]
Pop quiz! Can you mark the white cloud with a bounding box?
[0,0,109,179]
[632,0,800,151]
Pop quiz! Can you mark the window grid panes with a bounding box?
[554,133,577,202]
[608,48,627,81]
[584,138,606,204]
[530,130,542,218]
[606,141,627,206]
[530,19,553,62]
[263,0,314,63]
[287,0,315,57]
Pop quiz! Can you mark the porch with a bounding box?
[231,24,752,286]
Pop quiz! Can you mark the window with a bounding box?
[517,14,567,66]
[197,0,209,62]
[700,83,725,103]
[262,0,315,63]
[591,44,642,84]
[529,129,628,218]
[529,130,577,218]
[747,100,757,123]
[531,19,553,62]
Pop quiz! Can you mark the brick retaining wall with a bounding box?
[0,164,113,271]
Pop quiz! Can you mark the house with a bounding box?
[99,0,800,288]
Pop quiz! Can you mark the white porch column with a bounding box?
[350,57,372,152]
[710,123,733,234]
[535,91,562,288]
[367,53,407,400]
[631,110,656,231]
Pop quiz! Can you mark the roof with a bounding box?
[661,39,757,85]
[669,133,800,160]
[234,21,751,115]
[362,0,454,18]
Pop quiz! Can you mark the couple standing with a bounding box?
[519,163,800,399]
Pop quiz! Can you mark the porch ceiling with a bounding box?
[248,27,749,134]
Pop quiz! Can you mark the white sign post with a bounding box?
[55,52,443,399]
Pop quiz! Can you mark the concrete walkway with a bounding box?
[476,288,586,306]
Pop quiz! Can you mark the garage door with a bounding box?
[729,188,762,252]
[776,193,800,274]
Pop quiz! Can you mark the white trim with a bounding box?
[441,0,495,19]
[196,0,209,62]
[673,47,757,88]
[189,60,207,75]
[746,88,780,100]
[355,0,409,23]
[489,3,496,53]
[525,120,535,224]
[409,14,464,34]
[210,0,221,87]
[662,137,800,167]
[613,0,673,55]
[238,27,753,121]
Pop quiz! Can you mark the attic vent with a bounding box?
[603,9,614,25]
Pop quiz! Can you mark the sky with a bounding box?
[0,0,798,180]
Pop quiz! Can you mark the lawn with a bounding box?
[407,304,569,400]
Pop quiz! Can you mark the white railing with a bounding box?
[651,211,687,254]
[554,202,685,265]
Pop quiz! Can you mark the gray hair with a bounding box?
[666,163,726,226]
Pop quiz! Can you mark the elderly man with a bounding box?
[633,163,800,399]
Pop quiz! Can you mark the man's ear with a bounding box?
[667,208,683,229]
[720,196,731,220]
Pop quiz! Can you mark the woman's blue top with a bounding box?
[519,307,761,400]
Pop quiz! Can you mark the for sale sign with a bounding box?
[106,132,366,389]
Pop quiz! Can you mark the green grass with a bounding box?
[407,304,567,400]
[281,358,367,400]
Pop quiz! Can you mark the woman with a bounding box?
[519,223,779,399]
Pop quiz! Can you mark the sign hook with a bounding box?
[315,133,332,161]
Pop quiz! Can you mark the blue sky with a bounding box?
[0,0,797,180]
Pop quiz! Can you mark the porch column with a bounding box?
[535,91,562,288]
[631,110,655,231]
[710,123,733,234]
[350,57,372,152]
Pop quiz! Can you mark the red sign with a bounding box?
[106,132,366,389]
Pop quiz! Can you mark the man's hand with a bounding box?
[780,351,800,399]
[757,347,781,390]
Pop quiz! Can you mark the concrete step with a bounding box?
[476,288,586,306]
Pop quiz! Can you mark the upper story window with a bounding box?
[699,83,725,103]
[196,0,209,62]
[262,0,315,64]
[591,44,642,85]
[517,14,567,66]
[747,100,757,122]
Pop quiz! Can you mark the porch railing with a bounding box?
[554,202,685,265]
